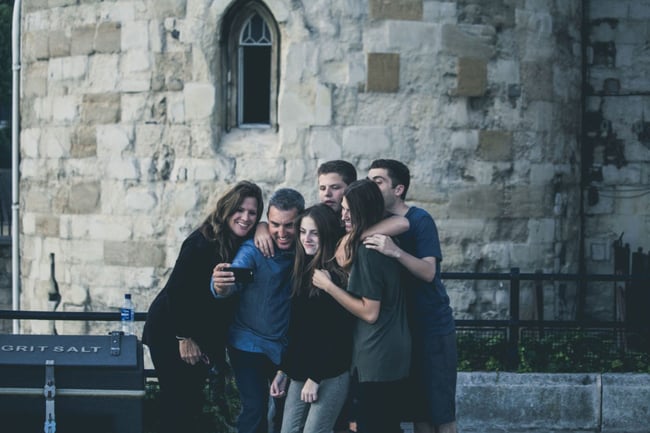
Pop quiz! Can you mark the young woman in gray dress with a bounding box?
[312,179,411,433]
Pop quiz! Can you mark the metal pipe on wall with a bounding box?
[11,0,22,334]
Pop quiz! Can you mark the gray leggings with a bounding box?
[280,371,350,433]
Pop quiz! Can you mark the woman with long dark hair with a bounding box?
[312,179,411,433]
[270,204,353,433]
[143,181,264,433]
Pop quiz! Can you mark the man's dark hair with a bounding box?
[369,159,411,200]
[317,160,357,186]
[268,188,305,215]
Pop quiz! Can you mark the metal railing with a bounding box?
[1,268,649,371]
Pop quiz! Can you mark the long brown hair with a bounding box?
[340,179,384,270]
[292,204,347,297]
[199,181,264,261]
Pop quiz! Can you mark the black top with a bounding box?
[143,229,238,364]
[282,274,353,383]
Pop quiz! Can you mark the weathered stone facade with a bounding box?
[583,0,650,319]
[10,0,647,333]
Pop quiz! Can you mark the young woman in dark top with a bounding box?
[143,181,263,433]
[269,204,353,433]
[312,179,411,433]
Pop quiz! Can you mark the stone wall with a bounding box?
[16,0,640,332]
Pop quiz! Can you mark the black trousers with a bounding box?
[356,378,404,433]
[147,337,211,433]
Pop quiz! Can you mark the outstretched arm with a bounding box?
[363,235,437,282]
[362,215,409,239]
[312,269,380,324]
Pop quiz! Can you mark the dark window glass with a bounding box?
[242,46,271,124]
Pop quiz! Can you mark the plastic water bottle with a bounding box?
[120,293,135,336]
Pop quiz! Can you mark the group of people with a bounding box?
[143,159,457,433]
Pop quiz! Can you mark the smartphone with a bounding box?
[223,267,254,283]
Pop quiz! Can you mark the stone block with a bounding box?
[629,1,650,19]
[505,185,553,218]
[96,22,122,53]
[478,130,513,161]
[123,50,152,74]
[521,61,553,101]
[71,125,97,158]
[22,128,41,159]
[457,373,600,432]
[455,57,487,97]
[70,25,96,56]
[42,127,71,158]
[48,56,88,81]
[65,182,101,214]
[59,240,104,265]
[602,374,650,433]
[85,55,119,93]
[423,1,457,23]
[81,93,121,124]
[369,0,423,21]
[48,30,70,58]
[366,53,400,93]
[384,21,440,52]
[448,186,503,218]
[150,0,187,18]
[49,0,77,7]
[35,215,60,237]
[22,185,53,213]
[64,215,132,241]
[125,189,159,212]
[23,0,49,13]
[104,158,141,180]
[154,52,191,91]
[589,0,630,19]
[494,217,529,242]
[236,158,285,183]
[50,95,80,123]
[23,61,48,97]
[122,21,150,51]
[96,124,133,157]
[441,24,495,59]
[184,83,215,121]
[24,31,50,61]
[309,128,342,160]
[104,241,165,268]
[342,126,392,158]
[164,185,200,216]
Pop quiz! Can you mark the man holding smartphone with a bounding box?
[211,188,305,433]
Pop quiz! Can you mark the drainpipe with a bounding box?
[11,0,22,334]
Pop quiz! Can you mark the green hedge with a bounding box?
[457,330,650,373]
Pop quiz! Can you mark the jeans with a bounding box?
[229,346,280,433]
[281,371,350,433]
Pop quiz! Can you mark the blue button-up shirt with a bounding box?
[211,239,294,365]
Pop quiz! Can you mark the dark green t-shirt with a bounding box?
[347,245,411,382]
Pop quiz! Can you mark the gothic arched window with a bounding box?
[222,2,279,130]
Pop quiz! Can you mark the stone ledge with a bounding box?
[415,372,650,433]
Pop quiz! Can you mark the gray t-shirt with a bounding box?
[347,245,411,382]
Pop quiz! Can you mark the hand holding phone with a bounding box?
[223,267,254,283]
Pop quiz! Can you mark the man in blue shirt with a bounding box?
[212,188,305,433]
[364,160,457,433]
